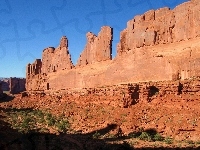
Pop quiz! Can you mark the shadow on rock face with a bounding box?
[0,93,15,103]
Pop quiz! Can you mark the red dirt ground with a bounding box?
[0,93,200,149]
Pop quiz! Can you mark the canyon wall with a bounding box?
[42,36,74,74]
[27,78,200,108]
[9,78,26,94]
[76,26,113,67]
[117,0,200,55]
[0,78,25,94]
[26,0,200,92]
[26,26,113,91]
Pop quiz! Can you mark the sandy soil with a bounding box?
[0,93,200,149]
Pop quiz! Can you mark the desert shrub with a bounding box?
[186,140,195,144]
[138,132,152,141]
[6,109,70,133]
[153,133,163,141]
[55,119,70,132]
[195,141,200,144]
[93,131,101,139]
[164,136,173,144]
[45,113,56,126]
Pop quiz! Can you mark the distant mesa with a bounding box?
[26,0,200,92]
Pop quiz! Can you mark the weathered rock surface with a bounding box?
[117,0,200,56]
[9,78,26,94]
[26,78,200,108]
[26,36,74,91]
[4,78,200,142]
[0,78,25,94]
[42,36,74,74]
[26,0,200,92]
[0,78,9,91]
[76,26,113,67]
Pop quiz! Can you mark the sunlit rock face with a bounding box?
[26,0,200,92]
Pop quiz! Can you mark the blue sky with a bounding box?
[0,0,188,78]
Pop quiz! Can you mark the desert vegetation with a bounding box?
[0,92,200,149]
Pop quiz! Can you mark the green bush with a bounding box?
[46,113,56,126]
[93,131,101,139]
[7,109,70,134]
[138,132,152,141]
[164,137,173,144]
[186,140,194,144]
[153,133,163,141]
[55,119,70,132]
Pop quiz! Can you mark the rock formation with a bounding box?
[26,36,74,91]
[76,26,113,66]
[0,78,9,91]
[42,36,74,74]
[0,78,25,94]
[26,78,200,108]
[26,59,42,77]
[117,0,200,56]
[9,78,26,94]
[26,0,200,94]
[0,82,3,98]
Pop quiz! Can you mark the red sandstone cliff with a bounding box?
[76,26,113,67]
[26,0,200,92]
[117,0,200,56]
[42,36,74,74]
[26,26,113,91]
[9,78,26,94]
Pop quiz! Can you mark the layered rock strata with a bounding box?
[117,0,200,56]
[26,0,200,95]
[76,26,113,66]
[26,26,113,91]
[27,78,200,108]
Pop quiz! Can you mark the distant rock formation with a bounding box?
[0,82,3,98]
[9,78,26,94]
[0,78,25,94]
[0,78,9,91]
[26,0,200,92]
